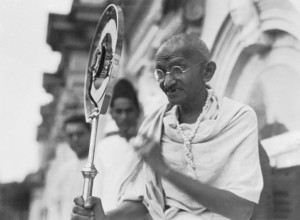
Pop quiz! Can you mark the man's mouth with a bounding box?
[166,87,178,95]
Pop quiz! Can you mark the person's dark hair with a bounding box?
[110,78,140,111]
[162,33,210,62]
[63,114,90,131]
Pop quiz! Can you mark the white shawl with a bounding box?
[120,91,263,220]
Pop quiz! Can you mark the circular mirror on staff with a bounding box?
[84,4,124,121]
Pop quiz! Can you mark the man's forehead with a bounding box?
[65,122,86,131]
[155,44,201,64]
[156,44,192,60]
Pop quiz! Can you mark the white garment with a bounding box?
[160,103,262,214]
[121,90,263,220]
[59,157,87,220]
[43,156,86,220]
[93,134,139,212]
[41,143,77,220]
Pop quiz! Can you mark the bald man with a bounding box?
[72,34,262,220]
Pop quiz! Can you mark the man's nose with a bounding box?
[163,74,176,89]
[120,111,127,120]
[70,134,79,141]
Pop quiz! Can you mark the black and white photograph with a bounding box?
[1,0,300,219]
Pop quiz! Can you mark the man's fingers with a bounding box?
[74,196,85,206]
[71,212,93,220]
[84,196,106,219]
[84,196,101,209]
[72,196,103,220]
[134,136,158,158]
[72,204,94,216]
[133,135,147,150]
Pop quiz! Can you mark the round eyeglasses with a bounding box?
[153,61,207,83]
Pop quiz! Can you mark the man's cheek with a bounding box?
[159,82,165,91]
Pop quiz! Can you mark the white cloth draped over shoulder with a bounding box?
[120,89,263,220]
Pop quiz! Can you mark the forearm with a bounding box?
[106,201,148,220]
[161,168,254,220]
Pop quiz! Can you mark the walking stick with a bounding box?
[81,4,124,201]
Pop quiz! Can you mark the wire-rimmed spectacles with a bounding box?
[153,60,207,83]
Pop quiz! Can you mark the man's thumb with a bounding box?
[84,196,106,219]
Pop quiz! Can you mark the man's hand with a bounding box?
[71,196,106,220]
[134,135,170,176]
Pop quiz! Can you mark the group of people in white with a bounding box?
[37,78,142,220]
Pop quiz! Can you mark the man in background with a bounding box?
[93,78,142,212]
[43,114,90,220]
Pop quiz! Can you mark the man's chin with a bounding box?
[167,92,185,104]
[120,127,136,138]
[167,97,183,105]
[76,151,89,159]
[119,128,128,136]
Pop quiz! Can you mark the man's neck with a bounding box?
[178,89,208,124]
[120,133,135,142]
[77,155,88,161]
[120,127,137,141]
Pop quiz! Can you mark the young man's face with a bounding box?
[64,122,90,159]
[155,44,207,106]
[110,97,140,138]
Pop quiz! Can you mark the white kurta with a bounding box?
[93,134,139,212]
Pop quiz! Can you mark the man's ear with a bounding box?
[203,61,216,82]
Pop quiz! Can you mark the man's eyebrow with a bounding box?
[168,59,186,67]
[155,63,165,70]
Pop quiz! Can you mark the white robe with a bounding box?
[121,90,263,220]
